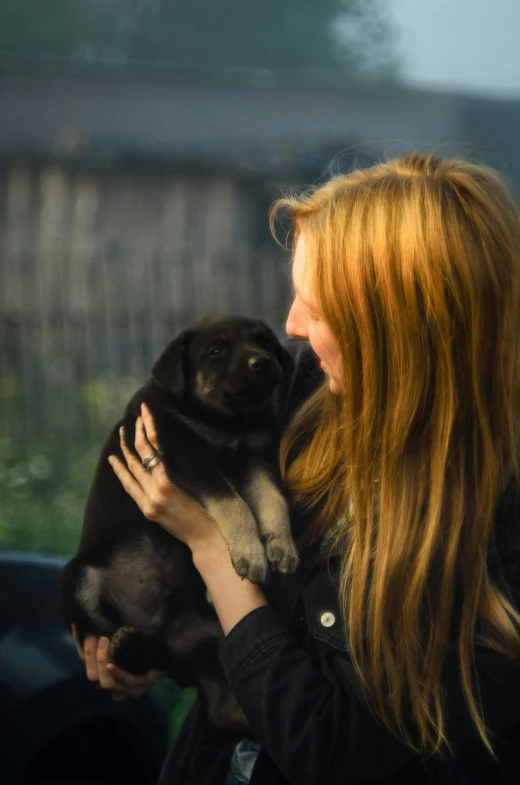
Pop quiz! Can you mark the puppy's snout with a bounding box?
[248,353,270,371]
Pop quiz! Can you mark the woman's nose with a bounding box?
[286,302,307,338]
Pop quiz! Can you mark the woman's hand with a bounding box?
[108,403,224,556]
[109,404,268,637]
[71,624,164,701]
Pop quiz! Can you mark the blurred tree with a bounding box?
[0,0,76,60]
[0,0,400,79]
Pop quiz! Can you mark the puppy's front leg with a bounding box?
[158,417,270,583]
[238,465,299,575]
[200,485,269,585]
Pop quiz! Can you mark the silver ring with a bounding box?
[144,454,161,472]
[141,451,158,468]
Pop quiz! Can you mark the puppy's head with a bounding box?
[152,315,292,416]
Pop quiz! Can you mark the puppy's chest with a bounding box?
[218,435,273,474]
[175,414,274,457]
[223,431,273,453]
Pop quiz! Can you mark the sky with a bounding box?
[388,0,520,97]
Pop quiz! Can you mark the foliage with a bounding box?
[0,435,96,555]
[151,681,197,739]
[0,0,400,78]
[0,373,144,555]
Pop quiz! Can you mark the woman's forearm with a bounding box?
[192,534,268,636]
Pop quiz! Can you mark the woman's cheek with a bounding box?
[309,328,325,364]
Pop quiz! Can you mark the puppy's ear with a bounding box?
[152,332,188,397]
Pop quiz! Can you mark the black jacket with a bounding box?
[158,340,520,785]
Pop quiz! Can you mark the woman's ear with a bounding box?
[151,331,189,397]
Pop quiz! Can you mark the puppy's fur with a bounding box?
[61,315,297,733]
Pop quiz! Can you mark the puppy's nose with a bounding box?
[248,353,270,371]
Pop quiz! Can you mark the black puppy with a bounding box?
[61,315,298,732]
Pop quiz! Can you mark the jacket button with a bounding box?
[320,612,336,628]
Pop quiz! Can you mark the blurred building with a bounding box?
[3,67,520,265]
[1,66,520,445]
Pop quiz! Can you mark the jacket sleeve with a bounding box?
[219,604,520,785]
[218,605,417,785]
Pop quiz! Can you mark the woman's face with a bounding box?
[286,233,343,394]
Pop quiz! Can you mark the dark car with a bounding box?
[0,550,171,785]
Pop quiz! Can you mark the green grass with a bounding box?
[0,436,94,555]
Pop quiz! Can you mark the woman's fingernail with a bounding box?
[108,456,114,466]
[119,426,124,436]
[98,637,109,650]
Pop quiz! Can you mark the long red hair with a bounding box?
[271,153,520,759]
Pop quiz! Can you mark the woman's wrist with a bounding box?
[191,532,268,636]
[189,526,229,563]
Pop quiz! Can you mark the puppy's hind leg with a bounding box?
[108,626,165,674]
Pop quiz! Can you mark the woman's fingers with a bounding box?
[133,415,161,469]
[106,663,164,689]
[133,416,166,484]
[107,666,165,702]
[82,635,163,699]
[140,404,160,452]
[96,637,143,696]
[118,418,167,491]
[83,635,101,682]
[96,636,118,691]
[120,422,150,478]
[108,452,149,511]
[110,408,209,539]
[71,624,85,662]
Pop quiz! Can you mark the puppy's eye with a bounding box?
[209,346,226,356]
[255,334,273,349]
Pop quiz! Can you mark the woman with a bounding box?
[73,153,520,783]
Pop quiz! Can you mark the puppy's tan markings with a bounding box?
[202,494,269,584]
[240,469,299,574]
[77,565,108,631]
[195,370,216,399]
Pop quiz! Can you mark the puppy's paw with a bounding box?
[231,544,269,585]
[265,535,300,575]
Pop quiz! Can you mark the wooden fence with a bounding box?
[0,163,292,448]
